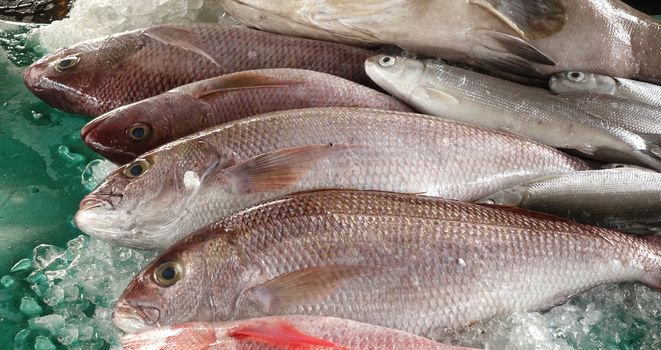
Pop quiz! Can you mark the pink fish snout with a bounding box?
[113,301,161,334]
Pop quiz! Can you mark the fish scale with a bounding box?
[113,190,661,339]
[77,108,588,250]
[23,24,375,116]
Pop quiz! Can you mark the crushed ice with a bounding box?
[30,0,237,51]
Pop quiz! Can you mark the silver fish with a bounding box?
[365,55,661,170]
[121,317,479,350]
[74,107,587,250]
[477,168,661,234]
[112,190,661,337]
[558,92,661,136]
[220,0,661,84]
[550,71,661,108]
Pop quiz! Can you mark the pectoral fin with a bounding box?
[229,320,344,349]
[189,72,304,100]
[469,0,567,40]
[475,186,529,206]
[143,25,222,67]
[244,265,379,314]
[221,144,357,194]
[413,84,460,105]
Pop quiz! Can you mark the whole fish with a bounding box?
[23,24,376,116]
[112,190,661,338]
[558,92,661,136]
[477,168,661,234]
[550,71,661,108]
[81,68,413,163]
[220,0,661,84]
[74,107,587,250]
[121,317,478,350]
[365,55,661,170]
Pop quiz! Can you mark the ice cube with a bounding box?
[34,336,56,350]
[81,159,118,192]
[19,297,43,316]
[29,314,66,334]
[32,244,66,270]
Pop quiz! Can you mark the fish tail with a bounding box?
[641,235,661,290]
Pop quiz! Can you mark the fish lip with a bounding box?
[81,117,137,164]
[112,302,160,334]
[78,193,119,211]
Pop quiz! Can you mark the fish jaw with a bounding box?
[81,112,141,163]
[365,55,424,102]
[113,301,161,334]
[23,45,108,116]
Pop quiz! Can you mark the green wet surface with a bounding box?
[0,24,99,347]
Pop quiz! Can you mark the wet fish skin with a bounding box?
[121,317,478,350]
[477,168,661,234]
[365,55,661,170]
[22,24,376,116]
[550,71,661,108]
[558,92,661,136]
[112,190,661,337]
[74,107,588,250]
[220,0,661,83]
[81,68,413,164]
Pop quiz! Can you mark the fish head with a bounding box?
[113,234,216,333]
[74,139,229,249]
[549,72,617,95]
[364,55,425,99]
[24,30,146,116]
[81,91,211,164]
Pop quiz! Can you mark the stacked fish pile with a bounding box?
[20,0,661,349]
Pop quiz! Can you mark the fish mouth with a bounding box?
[81,117,137,164]
[112,302,160,334]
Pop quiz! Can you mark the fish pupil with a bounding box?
[161,267,176,280]
[129,164,143,177]
[131,127,145,139]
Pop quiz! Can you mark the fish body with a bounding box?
[0,0,71,24]
[558,92,661,136]
[74,107,587,250]
[550,71,661,108]
[121,317,478,350]
[23,24,376,116]
[220,0,661,83]
[365,55,661,170]
[81,68,413,163]
[112,190,661,337]
[477,168,661,234]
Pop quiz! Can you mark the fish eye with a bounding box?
[54,55,80,72]
[378,56,396,68]
[567,71,585,82]
[127,123,152,141]
[124,158,151,178]
[154,260,183,287]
